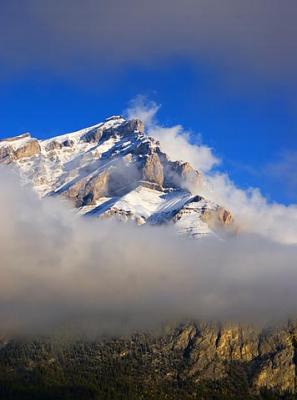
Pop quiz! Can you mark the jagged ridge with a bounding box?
[0,116,233,238]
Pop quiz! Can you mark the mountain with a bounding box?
[0,116,233,238]
[3,116,295,399]
[1,321,297,399]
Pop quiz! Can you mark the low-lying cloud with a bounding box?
[1,166,297,337]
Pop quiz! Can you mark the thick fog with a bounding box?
[0,167,297,336]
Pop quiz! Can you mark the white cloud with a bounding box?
[1,167,297,336]
[126,96,160,127]
[126,96,220,173]
[0,100,296,335]
[200,173,297,244]
[127,97,297,244]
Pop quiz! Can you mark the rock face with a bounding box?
[165,160,202,188]
[13,139,41,159]
[64,170,110,207]
[117,118,145,135]
[0,134,41,161]
[45,140,63,151]
[81,127,103,143]
[142,153,164,187]
[172,321,297,394]
[0,116,234,238]
[180,324,296,393]
[202,206,234,231]
[1,321,297,398]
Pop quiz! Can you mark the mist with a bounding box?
[0,166,297,337]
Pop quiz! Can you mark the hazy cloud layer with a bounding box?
[1,167,297,336]
[1,0,297,84]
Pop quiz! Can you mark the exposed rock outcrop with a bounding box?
[64,170,110,207]
[117,119,144,135]
[81,127,103,143]
[173,321,297,394]
[45,140,63,151]
[14,139,41,159]
[0,146,10,161]
[1,138,41,161]
[202,206,234,230]
[165,160,202,188]
[1,321,297,397]
[141,153,164,187]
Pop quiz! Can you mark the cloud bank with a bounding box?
[1,0,297,85]
[1,167,297,337]
[0,98,296,335]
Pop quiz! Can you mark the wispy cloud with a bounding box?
[126,97,297,244]
[126,96,220,173]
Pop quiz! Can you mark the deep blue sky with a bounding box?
[1,1,296,205]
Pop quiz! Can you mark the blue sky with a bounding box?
[0,1,296,205]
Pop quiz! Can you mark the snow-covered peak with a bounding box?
[43,116,126,145]
[0,132,33,149]
[0,117,234,238]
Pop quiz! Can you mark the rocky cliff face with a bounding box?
[1,321,296,398]
[0,115,233,238]
[172,321,297,394]
[0,133,41,161]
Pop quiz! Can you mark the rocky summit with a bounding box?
[0,115,233,238]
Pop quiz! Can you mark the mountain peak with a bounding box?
[104,115,124,121]
[0,117,234,238]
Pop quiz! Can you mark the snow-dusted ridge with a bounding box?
[0,116,234,238]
